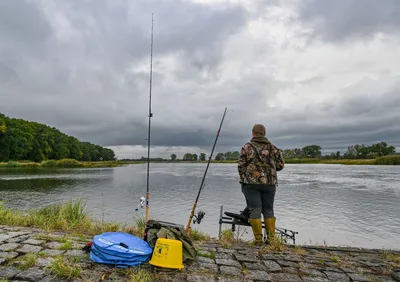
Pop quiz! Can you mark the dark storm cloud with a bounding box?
[297,0,400,41]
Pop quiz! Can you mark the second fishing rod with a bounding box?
[186,107,228,234]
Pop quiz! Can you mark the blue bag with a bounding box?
[89,232,153,268]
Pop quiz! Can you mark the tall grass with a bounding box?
[0,199,120,235]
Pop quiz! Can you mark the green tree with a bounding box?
[215,153,225,160]
[183,153,192,161]
[231,151,240,160]
[0,113,116,162]
[282,148,304,158]
[370,141,396,156]
[302,145,322,158]
[171,154,177,161]
[199,153,206,161]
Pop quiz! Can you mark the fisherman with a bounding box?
[238,124,285,244]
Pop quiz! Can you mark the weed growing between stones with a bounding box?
[127,267,153,282]
[293,245,307,255]
[381,250,400,268]
[46,255,82,280]
[15,253,37,270]
[57,241,73,251]
[220,229,235,248]
[33,234,73,243]
[260,234,287,253]
[189,229,210,241]
[331,255,341,263]
[197,249,216,259]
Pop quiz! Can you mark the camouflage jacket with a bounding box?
[238,137,284,185]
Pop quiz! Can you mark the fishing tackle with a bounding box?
[135,197,146,211]
[186,107,228,233]
[145,14,154,224]
[192,210,205,224]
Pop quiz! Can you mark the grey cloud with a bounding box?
[0,1,52,50]
[297,0,400,41]
[299,0,400,41]
[0,64,21,84]
[1,0,399,157]
[46,0,247,73]
[0,0,247,139]
[269,80,400,151]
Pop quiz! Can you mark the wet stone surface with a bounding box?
[0,225,399,281]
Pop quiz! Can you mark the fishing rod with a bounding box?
[186,107,228,234]
[145,13,154,224]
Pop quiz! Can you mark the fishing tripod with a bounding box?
[218,205,298,244]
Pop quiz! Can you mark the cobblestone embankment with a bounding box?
[1,225,399,281]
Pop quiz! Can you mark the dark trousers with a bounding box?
[241,184,276,219]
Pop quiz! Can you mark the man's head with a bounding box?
[252,124,266,137]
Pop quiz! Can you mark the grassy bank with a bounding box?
[0,199,145,237]
[210,155,400,165]
[0,199,210,243]
[1,155,398,169]
[0,158,131,169]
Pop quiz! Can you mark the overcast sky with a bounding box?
[1,0,399,159]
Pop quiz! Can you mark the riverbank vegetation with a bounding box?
[0,199,209,245]
[0,158,125,168]
[0,199,140,237]
[1,154,399,169]
[0,113,116,163]
[121,154,399,166]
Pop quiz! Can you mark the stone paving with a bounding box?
[1,225,399,281]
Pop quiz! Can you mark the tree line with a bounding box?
[282,142,396,159]
[154,142,396,161]
[0,113,116,162]
[175,151,240,161]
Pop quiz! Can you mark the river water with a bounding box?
[0,163,399,250]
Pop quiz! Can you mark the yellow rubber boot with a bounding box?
[249,218,263,245]
[264,217,276,244]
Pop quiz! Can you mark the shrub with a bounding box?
[375,155,400,165]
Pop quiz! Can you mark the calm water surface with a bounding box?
[0,163,399,250]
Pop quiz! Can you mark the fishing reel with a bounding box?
[135,197,146,211]
[193,210,205,224]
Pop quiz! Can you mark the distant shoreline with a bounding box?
[0,155,399,169]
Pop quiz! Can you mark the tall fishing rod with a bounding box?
[186,107,228,233]
[145,13,154,224]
